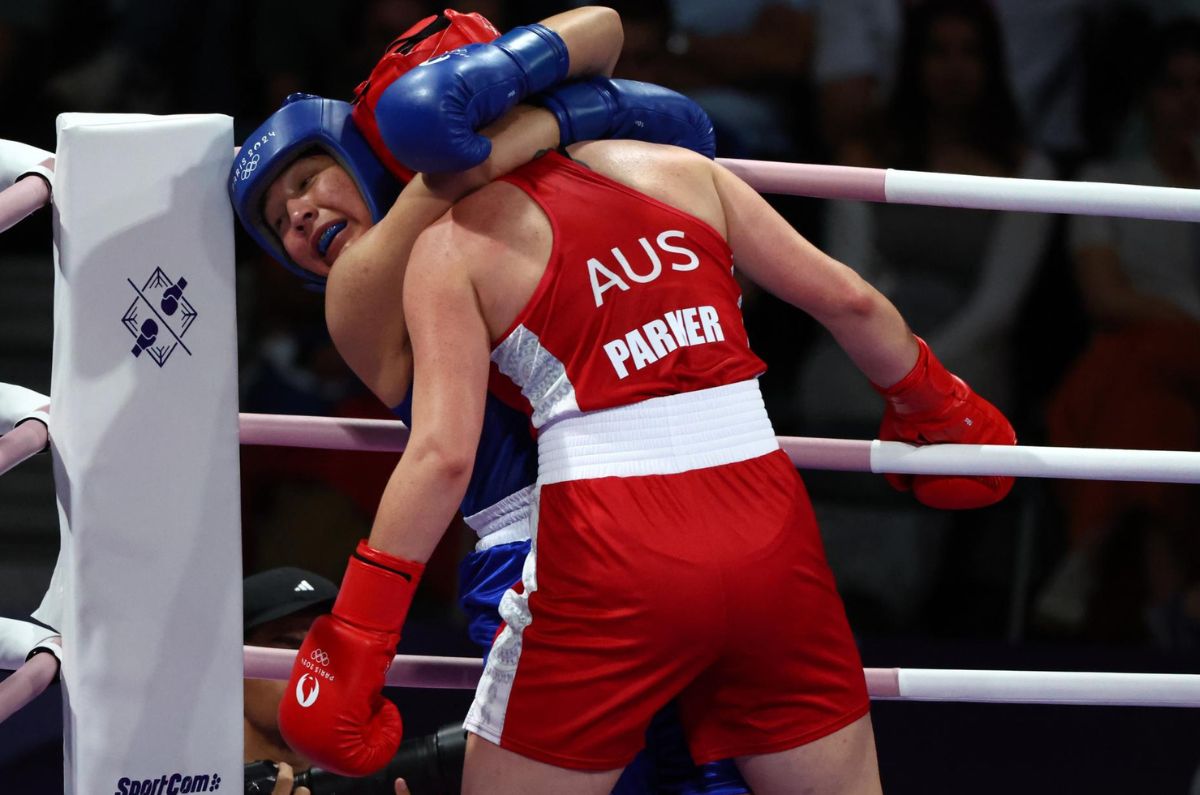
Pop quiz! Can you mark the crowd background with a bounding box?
[2,0,1200,791]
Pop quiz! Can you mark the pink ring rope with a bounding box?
[0,420,48,477]
[0,174,50,235]
[0,652,59,724]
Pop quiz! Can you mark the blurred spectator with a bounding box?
[663,0,815,159]
[236,274,468,613]
[589,0,681,87]
[243,567,338,773]
[1035,19,1200,649]
[815,0,1090,165]
[529,0,815,158]
[236,257,377,585]
[1136,0,1200,22]
[797,0,1051,434]
[42,0,445,124]
[243,568,453,795]
[793,0,1051,632]
[252,0,423,118]
[44,0,241,115]
[0,3,61,147]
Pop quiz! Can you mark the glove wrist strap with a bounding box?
[333,540,425,633]
[495,24,570,95]
[535,78,615,145]
[873,336,963,419]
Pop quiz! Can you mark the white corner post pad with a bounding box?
[50,113,242,795]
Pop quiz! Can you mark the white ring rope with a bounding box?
[6,413,1197,483]
[2,154,1199,235]
[717,158,1200,222]
[867,668,1200,708]
[240,414,1200,485]
[4,644,1198,710]
[234,647,1200,708]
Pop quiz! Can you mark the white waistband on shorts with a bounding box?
[464,485,534,551]
[537,379,779,484]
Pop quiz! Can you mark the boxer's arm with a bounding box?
[329,7,620,402]
[710,159,918,385]
[420,106,563,200]
[711,158,1015,508]
[1073,243,1192,327]
[364,215,493,560]
[540,5,622,79]
[326,106,558,408]
[376,6,622,172]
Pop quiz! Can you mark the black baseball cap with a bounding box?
[243,567,338,633]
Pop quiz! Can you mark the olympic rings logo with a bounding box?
[238,153,260,181]
[310,649,330,666]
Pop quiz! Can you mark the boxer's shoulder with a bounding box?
[417,180,550,272]
[564,140,726,235]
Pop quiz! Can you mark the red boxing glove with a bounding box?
[874,337,1017,509]
[278,541,425,777]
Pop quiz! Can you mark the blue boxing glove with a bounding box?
[376,24,569,173]
[537,78,716,158]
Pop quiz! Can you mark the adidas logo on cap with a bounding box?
[294,580,315,592]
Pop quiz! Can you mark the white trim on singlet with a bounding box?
[491,324,580,429]
[537,379,778,484]
[464,485,534,551]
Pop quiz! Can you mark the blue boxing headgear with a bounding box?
[229,93,403,290]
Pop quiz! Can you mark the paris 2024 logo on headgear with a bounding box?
[121,267,197,368]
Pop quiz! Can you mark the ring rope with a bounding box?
[239,413,1200,485]
[7,639,1200,724]
[237,647,1200,708]
[0,420,48,478]
[717,158,1200,222]
[0,652,59,724]
[2,154,1199,234]
[0,175,50,235]
[7,413,1197,484]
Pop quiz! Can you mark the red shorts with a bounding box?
[463,450,869,770]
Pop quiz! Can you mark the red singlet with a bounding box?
[464,152,868,770]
